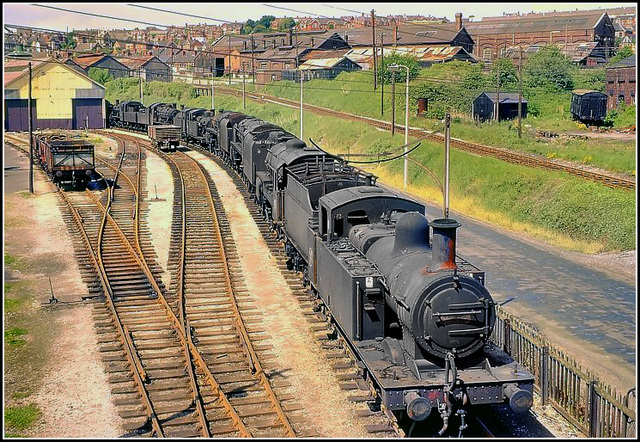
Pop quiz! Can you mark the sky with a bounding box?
[3,2,636,32]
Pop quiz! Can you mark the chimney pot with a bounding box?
[455,12,463,30]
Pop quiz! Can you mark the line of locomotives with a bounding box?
[108,100,535,436]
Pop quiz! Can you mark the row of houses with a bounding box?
[63,53,172,82]
[5,8,634,68]
[10,11,634,90]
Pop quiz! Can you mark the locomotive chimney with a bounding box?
[430,218,460,270]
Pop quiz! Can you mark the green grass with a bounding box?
[5,254,17,266]
[5,297,23,312]
[4,404,41,431]
[106,78,636,252]
[5,328,29,346]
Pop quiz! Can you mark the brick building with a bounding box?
[463,11,616,62]
[605,55,636,110]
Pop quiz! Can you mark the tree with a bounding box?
[241,19,256,34]
[88,67,114,85]
[258,15,276,29]
[523,45,574,91]
[278,17,296,31]
[60,31,77,50]
[491,58,518,88]
[378,53,421,84]
[607,46,634,65]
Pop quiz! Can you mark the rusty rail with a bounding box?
[102,132,297,436]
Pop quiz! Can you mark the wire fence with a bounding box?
[492,305,636,437]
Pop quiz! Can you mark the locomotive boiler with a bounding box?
[105,100,536,434]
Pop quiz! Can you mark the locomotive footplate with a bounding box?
[353,338,535,413]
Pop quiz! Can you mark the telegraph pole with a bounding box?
[242,72,246,110]
[210,67,215,110]
[518,46,523,138]
[300,69,304,140]
[228,34,231,85]
[391,71,396,136]
[495,57,500,122]
[380,33,384,116]
[250,35,255,84]
[28,62,33,194]
[371,9,377,90]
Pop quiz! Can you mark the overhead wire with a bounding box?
[7,8,602,96]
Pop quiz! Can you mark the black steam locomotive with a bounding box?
[107,100,535,435]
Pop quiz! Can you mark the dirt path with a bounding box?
[4,142,124,437]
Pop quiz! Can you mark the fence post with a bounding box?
[503,318,511,355]
[589,380,599,438]
[541,346,549,406]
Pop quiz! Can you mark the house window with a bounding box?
[261,62,267,69]
[482,48,492,60]
[618,94,625,104]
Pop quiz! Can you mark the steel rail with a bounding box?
[101,130,297,436]
[95,134,253,437]
[96,139,212,437]
[57,155,165,437]
[167,150,296,437]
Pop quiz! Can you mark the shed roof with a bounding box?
[606,54,636,69]
[116,55,166,69]
[465,12,608,34]
[572,89,606,95]
[4,57,105,90]
[478,92,527,103]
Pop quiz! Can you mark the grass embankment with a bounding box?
[106,78,636,252]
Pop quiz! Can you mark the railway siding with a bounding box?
[210,85,635,191]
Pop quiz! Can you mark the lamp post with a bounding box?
[299,68,304,140]
[388,63,410,190]
[207,70,215,111]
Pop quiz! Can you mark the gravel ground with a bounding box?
[4,142,125,437]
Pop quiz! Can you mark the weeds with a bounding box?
[4,404,41,431]
[5,327,29,346]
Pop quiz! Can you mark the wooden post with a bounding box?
[589,380,599,437]
[495,58,500,122]
[380,33,384,116]
[371,9,377,91]
[391,71,395,136]
[518,46,522,138]
[444,113,451,218]
[251,35,255,84]
[228,34,231,85]
[28,62,33,194]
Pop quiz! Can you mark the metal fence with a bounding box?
[492,305,636,438]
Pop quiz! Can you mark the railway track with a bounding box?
[98,133,307,437]
[9,129,300,437]
[4,132,533,437]
[212,85,635,192]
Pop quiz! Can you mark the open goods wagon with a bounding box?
[148,125,181,151]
